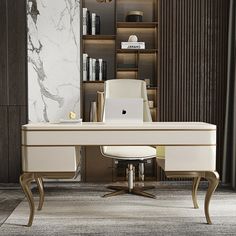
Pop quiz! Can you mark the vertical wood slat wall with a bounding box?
[159,0,229,178]
[0,0,27,182]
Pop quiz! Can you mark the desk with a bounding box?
[21,122,219,226]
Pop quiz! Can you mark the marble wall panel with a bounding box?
[27,0,81,122]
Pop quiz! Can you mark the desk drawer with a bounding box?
[22,146,80,172]
[156,146,216,171]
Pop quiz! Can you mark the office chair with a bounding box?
[100,79,156,198]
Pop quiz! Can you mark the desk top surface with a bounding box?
[22,122,216,131]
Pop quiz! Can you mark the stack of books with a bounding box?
[121,42,145,49]
[83,8,100,35]
[83,54,107,81]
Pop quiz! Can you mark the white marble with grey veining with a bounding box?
[27,0,81,123]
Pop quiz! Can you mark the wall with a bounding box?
[27,0,81,122]
[159,0,229,177]
[0,0,27,182]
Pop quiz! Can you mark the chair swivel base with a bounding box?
[103,185,156,199]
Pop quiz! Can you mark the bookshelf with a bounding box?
[81,0,159,182]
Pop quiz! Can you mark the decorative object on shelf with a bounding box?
[90,101,98,122]
[148,101,154,108]
[121,42,145,49]
[126,11,143,22]
[121,35,145,49]
[83,54,107,81]
[97,91,104,122]
[128,35,138,42]
[69,111,77,119]
[144,78,151,87]
[83,8,100,35]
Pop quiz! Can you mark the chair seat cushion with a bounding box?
[101,146,156,160]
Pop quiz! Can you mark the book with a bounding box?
[89,57,93,81]
[87,10,91,34]
[98,59,103,81]
[83,53,88,81]
[102,61,107,81]
[82,8,87,35]
[92,58,96,81]
[95,15,100,35]
[95,59,100,81]
[121,42,145,49]
[86,56,90,81]
[91,13,96,35]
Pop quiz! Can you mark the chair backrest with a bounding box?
[103,79,152,122]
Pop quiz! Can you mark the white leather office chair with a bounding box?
[101,79,156,198]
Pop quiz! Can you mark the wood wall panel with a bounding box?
[7,0,26,106]
[0,0,8,105]
[0,106,9,182]
[8,106,27,182]
[0,0,27,182]
[159,0,229,178]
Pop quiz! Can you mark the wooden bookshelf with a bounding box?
[82,35,116,40]
[117,22,158,28]
[117,49,158,54]
[81,0,159,182]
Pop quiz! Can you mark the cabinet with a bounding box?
[81,0,159,182]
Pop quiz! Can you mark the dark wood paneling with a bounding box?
[0,106,9,182]
[159,0,229,179]
[0,0,8,105]
[8,106,27,182]
[0,0,27,182]
[7,0,26,106]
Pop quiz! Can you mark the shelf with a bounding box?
[83,81,104,83]
[117,68,138,71]
[117,22,158,28]
[117,49,158,54]
[82,35,116,40]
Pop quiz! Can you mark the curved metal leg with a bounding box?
[204,171,219,224]
[192,177,201,209]
[19,173,35,227]
[35,177,44,210]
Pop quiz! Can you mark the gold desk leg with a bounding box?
[35,177,44,210]
[19,173,35,227]
[192,177,201,209]
[204,171,219,224]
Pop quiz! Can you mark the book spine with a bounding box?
[82,8,87,35]
[83,53,88,81]
[95,59,100,81]
[89,58,93,81]
[98,59,103,81]
[102,61,107,81]
[95,15,100,35]
[91,13,96,35]
[92,58,96,81]
[86,56,90,81]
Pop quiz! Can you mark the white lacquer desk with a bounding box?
[21,122,219,226]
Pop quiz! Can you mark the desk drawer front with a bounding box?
[22,146,79,172]
[157,146,216,171]
[22,130,216,146]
